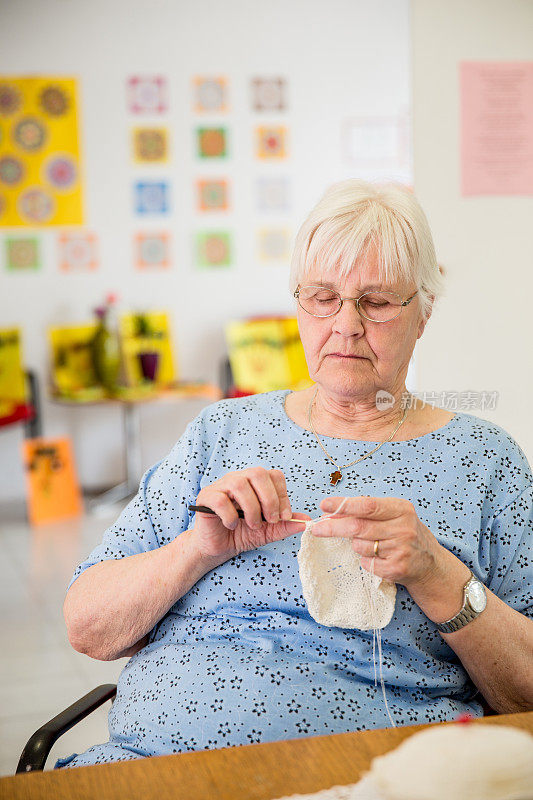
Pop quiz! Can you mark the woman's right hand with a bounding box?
[191,468,310,560]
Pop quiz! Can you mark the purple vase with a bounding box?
[138,351,160,382]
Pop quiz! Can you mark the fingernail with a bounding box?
[281,508,291,521]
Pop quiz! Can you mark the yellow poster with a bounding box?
[0,76,83,226]
[0,327,26,418]
[225,317,311,394]
[119,311,176,387]
[48,323,105,400]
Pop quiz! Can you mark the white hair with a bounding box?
[289,180,444,321]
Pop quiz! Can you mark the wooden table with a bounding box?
[1,712,532,800]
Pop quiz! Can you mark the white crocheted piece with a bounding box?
[297,522,396,631]
[296,497,398,727]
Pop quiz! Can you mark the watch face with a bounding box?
[468,581,487,613]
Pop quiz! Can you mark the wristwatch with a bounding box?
[435,571,487,633]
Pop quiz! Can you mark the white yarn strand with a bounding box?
[303,496,396,729]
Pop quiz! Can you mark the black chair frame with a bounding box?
[16,684,117,773]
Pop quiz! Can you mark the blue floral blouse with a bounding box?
[55,390,533,769]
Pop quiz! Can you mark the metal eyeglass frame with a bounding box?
[293,286,419,322]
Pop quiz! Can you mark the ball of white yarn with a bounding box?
[367,722,533,800]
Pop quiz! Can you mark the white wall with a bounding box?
[0,0,411,501]
[412,0,533,463]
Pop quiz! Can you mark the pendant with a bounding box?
[330,470,342,486]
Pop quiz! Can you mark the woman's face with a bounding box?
[296,248,430,405]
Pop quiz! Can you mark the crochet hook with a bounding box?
[188,504,305,524]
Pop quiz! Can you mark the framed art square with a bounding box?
[196,231,231,268]
[257,228,291,262]
[59,232,98,271]
[251,77,287,111]
[135,232,170,269]
[255,177,289,212]
[197,179,229,211]
[127,76,168,114]
[193,77,228,113]
[5,237,40,270]
[256,126,287,159]
[132,127,168,163]
[196,127,228,159]
[134,181,169,214]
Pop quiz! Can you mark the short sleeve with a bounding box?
[65,411,210,593]
[486,483,533,618]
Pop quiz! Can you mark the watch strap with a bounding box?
[436,603,479,633]
[435,571,484,634]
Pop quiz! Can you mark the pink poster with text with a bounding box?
[460,61,533,196]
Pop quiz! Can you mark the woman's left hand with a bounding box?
[314,495,446,589]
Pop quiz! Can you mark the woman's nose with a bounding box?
[331,298,365,335]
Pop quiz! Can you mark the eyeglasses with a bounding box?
[294,285,419,322]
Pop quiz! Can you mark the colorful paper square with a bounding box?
[135,232,170,269]
[251,77,287,111]
[127,76,168,114]
[135,181,169,214]
[133,127,168,163]
[255,177,289,212]
[196,127,228,158]
[59,232,97,271]
[257,228,291,262]
[196,231,231,267]
[256,126,287,159]
[5,236,40,270]
[193,77,228,113]
[197,179,229,211]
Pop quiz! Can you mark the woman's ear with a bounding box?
[417,295,435,339]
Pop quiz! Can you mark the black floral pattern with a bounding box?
[55,391,532,770]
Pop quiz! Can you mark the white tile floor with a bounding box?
[0,501,131,776]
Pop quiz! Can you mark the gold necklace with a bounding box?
[308,386,409,485]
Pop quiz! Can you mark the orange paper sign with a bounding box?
[22,437,83,525]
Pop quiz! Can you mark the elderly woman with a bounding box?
[57,181,533,769]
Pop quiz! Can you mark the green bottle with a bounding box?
[92,305,121,392]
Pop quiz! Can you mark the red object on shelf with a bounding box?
[226,386,255,398]
[0,403,34,428]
